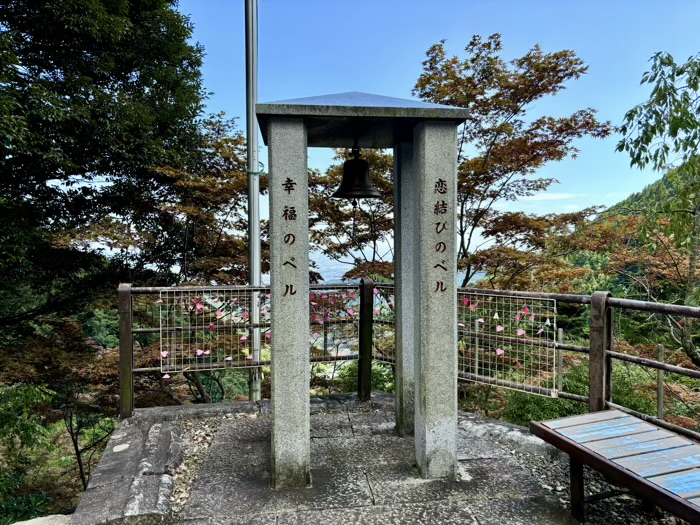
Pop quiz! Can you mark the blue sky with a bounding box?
[179,0,700,217]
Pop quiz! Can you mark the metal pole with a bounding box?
[557,327,564,392]
[605,303,613,405]
[358,278,374,401]
[118,283,134,419]
[657,344,665,420]
[245,0,261,402]
[474,318,480,376]
[323,318,328,358]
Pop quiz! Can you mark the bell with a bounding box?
[332,147,382,200]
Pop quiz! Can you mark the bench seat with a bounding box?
[530,410,700,523]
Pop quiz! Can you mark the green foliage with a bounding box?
[0,0,205,200]
[610,363,658,416]
[458,383,503,417]
[334,361,395,394]
[370,274,394,285]
[0,467,51,525]
[62,404,116,489]
[613,51,700,366]
[181,369,255,404]
[502,365,588,426]
[0,1,254,519]
[0,0,213,336]
[221,370,251,400]
[82,309,119,349]
[618,51,700,172]
[78,417,115,452]
[0,385,54,524]
[0,384,52,451]
[502,361,660,427]
[0,416,104,523]
[611,168,699,252]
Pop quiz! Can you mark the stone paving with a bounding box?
[74,394,576,525]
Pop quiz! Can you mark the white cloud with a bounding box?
[520,193,585,202]
[561,204,583,211]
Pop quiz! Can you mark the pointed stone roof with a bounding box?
[256,91,468,148]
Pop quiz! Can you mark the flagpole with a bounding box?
[245,0,261,402]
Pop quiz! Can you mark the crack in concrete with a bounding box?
[364,469,376,505]
[346,406,356,437]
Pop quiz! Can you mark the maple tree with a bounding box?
[0,315,120,496]
[561,193,700,368]
[413,34,612,287]
[474,208,599,292]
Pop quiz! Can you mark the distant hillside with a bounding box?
[607,172,675,214]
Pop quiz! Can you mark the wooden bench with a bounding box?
[530,410,700,524]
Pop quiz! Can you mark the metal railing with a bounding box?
[595,293,700,441]
[119,281,700,442]
[458,288,700,441]
[118,279,375,418]
[456,287,587,403]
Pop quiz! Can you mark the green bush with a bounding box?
[221,369,251,400]
[610,363,657,416]
[334,361,395,394]
[0,385,54,524]
[502,364,588,426]
[0,384,51,453]
[0,467,51,525]
[82,309,119,349]
[502,361,660,427]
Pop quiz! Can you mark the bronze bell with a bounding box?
[332,147,382,200]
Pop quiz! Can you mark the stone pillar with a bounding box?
[268,118,311,488]
[393,142,417,436]
[413,121,458,479]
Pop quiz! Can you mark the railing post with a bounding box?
[657,344,665,420]
[605,301,613,406]
[248,288,261,402]
[557,327,564,392]
[118,283,134,419]
[358,277,374,401]
[589,291,611,412]
[473,318,480,375]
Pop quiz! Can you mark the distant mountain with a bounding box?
[607,172,674,214]
[312,252,352,283]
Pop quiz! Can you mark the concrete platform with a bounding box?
[74,394,576,524]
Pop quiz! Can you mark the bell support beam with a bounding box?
[268,117,311,489]
[393,141,417,437]
[414,121,459,479]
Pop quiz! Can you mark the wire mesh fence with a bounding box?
[457,290,559,396]
[154,284,361,375]
[308,285,361,363]
[372,283,395,364]
[138,283,566,397]
[159,287,268,373]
